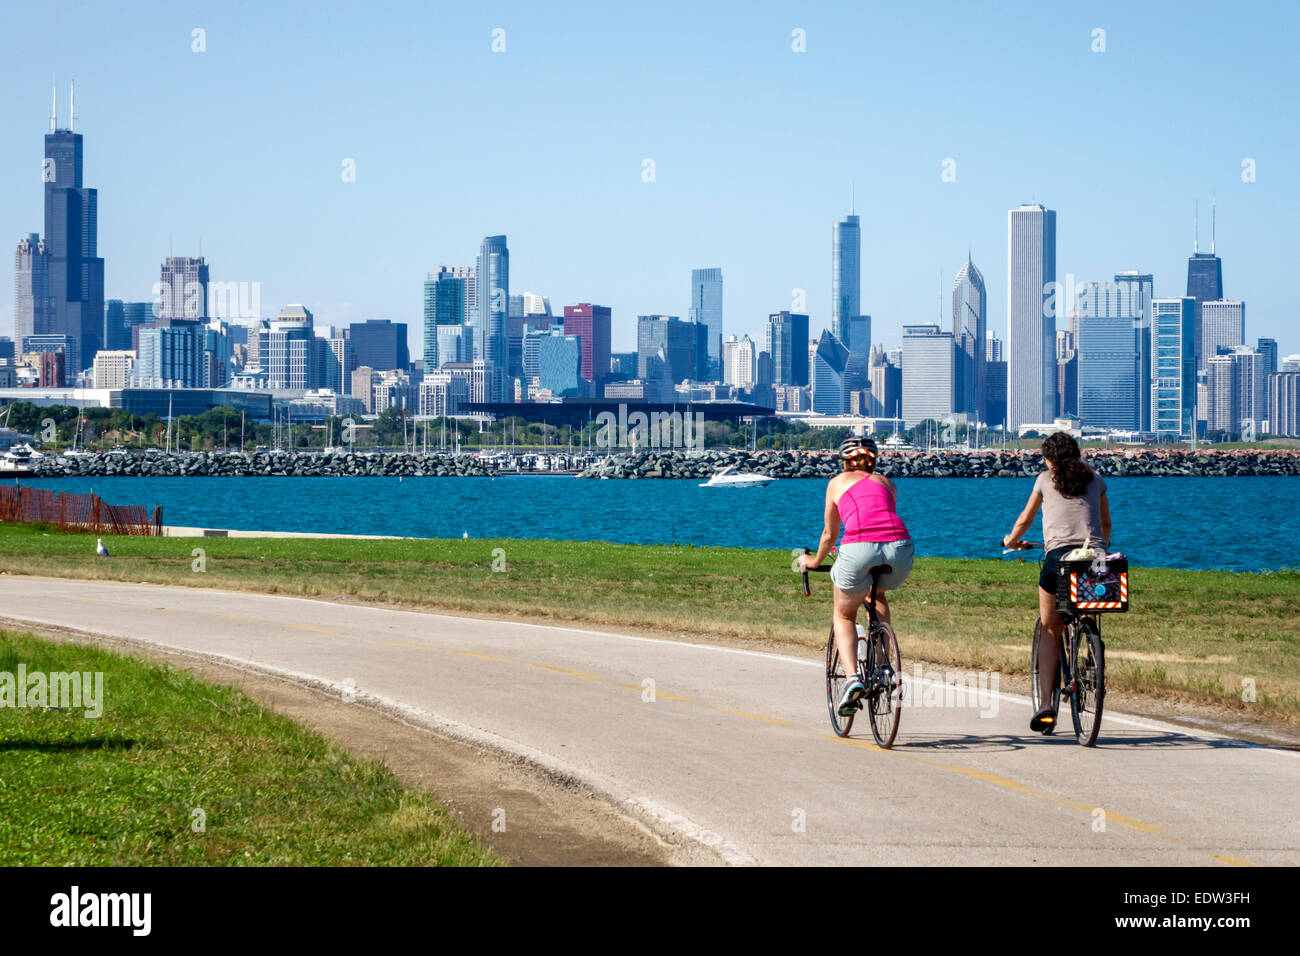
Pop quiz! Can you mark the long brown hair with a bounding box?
[1041,432,1092,497]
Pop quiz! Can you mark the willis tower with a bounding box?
[44,83,104,373]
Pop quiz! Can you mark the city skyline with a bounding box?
[1,2,1297,362]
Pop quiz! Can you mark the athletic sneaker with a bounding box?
[837,676,867,716]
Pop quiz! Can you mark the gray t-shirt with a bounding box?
[1033,468,1106,553]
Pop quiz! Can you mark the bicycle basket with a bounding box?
[1056,555,1129,614]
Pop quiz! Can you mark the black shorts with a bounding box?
[1039,546,1073,596]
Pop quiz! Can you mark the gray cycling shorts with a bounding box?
[830,538,915,594]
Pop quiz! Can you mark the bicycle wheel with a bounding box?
[825,627,855,737]
[866,623,902,748]
[1069,617,1105,747]
[1029,617,1060,735]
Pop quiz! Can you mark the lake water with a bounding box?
[18,475,1298,572]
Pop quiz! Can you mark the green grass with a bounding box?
[0,627,500,865]
[2,522,1298,723]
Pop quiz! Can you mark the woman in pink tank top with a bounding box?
[798,435,914,715]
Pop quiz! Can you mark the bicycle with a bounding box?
[1001,541,1113,747]
[799,547,903,748]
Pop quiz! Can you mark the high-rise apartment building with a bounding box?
[723,334,756,388]
[1006,204,1056,429]
[1268,372,1300,437]
[1076,314,1138,430]
[92,349,135,388]
[1257,338,1278,376]
[475,236,509,399]
[765,312,810,388]
[1200,300,1245,363]
[1152,297,1196,438]
[423,267,468,370]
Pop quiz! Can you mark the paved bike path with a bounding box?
[3,576,1296,865]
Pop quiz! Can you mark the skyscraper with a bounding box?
[1186,203,1224,372]
[1200,300,1244,362]
[951,253,986,419]
[1268,372,1299,437]
[348,319,409,372]
[868,345,901,419]
[636,315,695,384]
[832,210,863,348]
[475,236,509,399]
[765,312,810,387]
[423,268,467,370]
[901,324,956,427]
[1152,297,1196,438]
[1007,203,1057,429]
[1074,272,1152,430]
[688,268,723,380]
[1207,346,1267,435]
[43,84,105,372]
[1258,337,1278,376]
[812,329,851,415]
[266,305,315,390]
[14,233,52,347]
[562,303,612,392]
[1077,313,1138,430]
[831,212,861,347]
[157,256,210,320]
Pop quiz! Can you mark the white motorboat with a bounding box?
[0,443,43,474]
[699,465,775,488]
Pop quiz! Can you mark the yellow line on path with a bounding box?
[531,663,602,681]
[381,639,434,649]
[824,734,1255,865]
[713,707,789,725]
[290,624,341,634]
[449,649,503,661]
[618,683,691,701]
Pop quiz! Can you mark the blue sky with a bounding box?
[2,0,1297,357]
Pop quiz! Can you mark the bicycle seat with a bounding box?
[870,564,893,575]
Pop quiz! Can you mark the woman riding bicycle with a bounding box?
[799,434,914,716]
[1002,431,1112,734]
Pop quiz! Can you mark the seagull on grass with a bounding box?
[96,538,111,558]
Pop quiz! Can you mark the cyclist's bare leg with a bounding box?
[1037,586,1063,707]
[832,585,869,678]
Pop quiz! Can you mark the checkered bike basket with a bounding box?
[1056,556,1129,613]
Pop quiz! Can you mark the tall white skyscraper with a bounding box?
[1200,300,1245,362]
[1006,203,1057,429]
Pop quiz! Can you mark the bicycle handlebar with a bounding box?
[799,546,830,596]
[1000,539,1042,554]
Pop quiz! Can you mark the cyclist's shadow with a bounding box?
[893,732,1270,752]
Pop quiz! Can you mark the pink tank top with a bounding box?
[837,475,909,544]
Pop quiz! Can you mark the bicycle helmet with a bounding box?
[839,434,878,469]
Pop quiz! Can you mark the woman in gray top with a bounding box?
[1002,432,1112,734]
